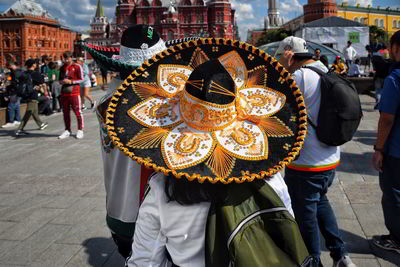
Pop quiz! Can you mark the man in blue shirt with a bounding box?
[372,30,400,254]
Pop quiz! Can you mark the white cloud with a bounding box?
[231,0,255,22]
[279,0,303,16]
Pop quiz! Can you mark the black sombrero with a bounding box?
[106,38,307,184]
[81,24,199,73]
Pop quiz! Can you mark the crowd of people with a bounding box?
[79,25,398,267]
[1,23,399,267]
[1,53,98,139]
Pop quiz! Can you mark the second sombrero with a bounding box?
[106,38,307,184]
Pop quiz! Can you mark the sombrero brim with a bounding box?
[80,38,200,73]
[106,38,307,184]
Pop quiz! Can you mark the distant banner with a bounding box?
[349,32,360,43]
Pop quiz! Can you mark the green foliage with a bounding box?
[256,29,293,47]
[369,25,388,44]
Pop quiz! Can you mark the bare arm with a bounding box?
[372,112,395,172]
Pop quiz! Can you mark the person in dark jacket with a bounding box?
[15,59,48,136]
[372,30,400,255]
[1,61,21,128]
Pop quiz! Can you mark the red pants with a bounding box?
[61,95,84,131]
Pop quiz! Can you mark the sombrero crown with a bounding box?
[106,38,307,184]
[81,25,198,73]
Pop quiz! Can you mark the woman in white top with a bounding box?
[127,172,293,267]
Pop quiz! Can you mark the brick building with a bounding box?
[0,0,81,67]
[114,0,237,41]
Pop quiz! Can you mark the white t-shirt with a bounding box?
[127,172,293,267]
[343,46,357,61]
[288,61,340,171]
[97,78,143,223]
[348,63,363,77]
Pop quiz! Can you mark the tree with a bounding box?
[369,25,387,44]
[256,28,293,47]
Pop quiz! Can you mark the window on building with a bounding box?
[29,28,31,34]
[375,18,379,26]
[4,40,10,48]
[354,17,359,23]
[29,40,32,46]
[15,29,20,34]
[15,39,20,47]
[398,21,400,29]
[380,19,384,28]
[394,20,398,29]
[168,31,174,40]
[143,15,149,24]
[197,12,204,23]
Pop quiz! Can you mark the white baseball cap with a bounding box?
[275,36,314,58]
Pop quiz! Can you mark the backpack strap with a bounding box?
[300,65,322,129]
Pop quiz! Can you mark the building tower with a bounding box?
[89,0,110,46]
[303,0,337,23]
[207,0,235,39]
[267,0,283,27]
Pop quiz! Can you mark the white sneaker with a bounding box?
[76,130,84,139]
[13,121,21,126]
[333,255,356,267]
[2,122,15,128]
[58,130,71,139]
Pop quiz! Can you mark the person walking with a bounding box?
[100,67,108,90]
[343,41,357,69]
[77,57,95,110]
[372,30,400,254]
[47,61,61,112]
[2,61,21,128]
[15,59,48,136]
[277,36,356,267]
[58,52,84,139]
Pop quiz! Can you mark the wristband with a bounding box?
[373,145,384,153]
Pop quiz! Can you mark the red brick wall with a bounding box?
[0,15,80,67]
[303,0,337,23]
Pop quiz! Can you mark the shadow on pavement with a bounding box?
[0,129,59,138]
[83,237,124,267]
[321,230,400,265]
[369,240,400,266]
[352,129,376,146]
[339,151,377,176]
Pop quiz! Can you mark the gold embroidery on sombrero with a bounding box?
[213,121,269,161]
[257,116,294,137]
[161,124,215,170]
[132,82,168,99]
[205,145,236,178]
[246,65,267,87]
[189,47,210,69]
[180,91,236,131]
[128,96,182,128]
[236,87,286,118]
[218,51,247,89]
[127,128,169,149]
[157,65,193,95]
[117,44,303,181]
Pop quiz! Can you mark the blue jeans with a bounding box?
[7,97,21,122]
[285,168,346,265]
[380,154,400,243]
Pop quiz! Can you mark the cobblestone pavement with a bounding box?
[0,91,399,267]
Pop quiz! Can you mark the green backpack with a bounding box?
[205,180,312,267]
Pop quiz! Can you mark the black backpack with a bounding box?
[304,66,363,146]
[15,70,34,99]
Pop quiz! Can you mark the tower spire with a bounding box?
[95,0,105,17]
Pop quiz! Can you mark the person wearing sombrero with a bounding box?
[105,37,311,266]
[81,25,202,259]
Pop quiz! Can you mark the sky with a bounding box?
[0,0,399,41]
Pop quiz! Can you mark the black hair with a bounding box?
[355,58,361,64]
[63,51,73,59]
[320,55,329,68]
[390,30,400,48]
[48,61,57,70]
[315,48,321,52]
[164,175,227,205]
[164,174,266,206]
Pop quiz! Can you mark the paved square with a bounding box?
[0,91,399,266]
